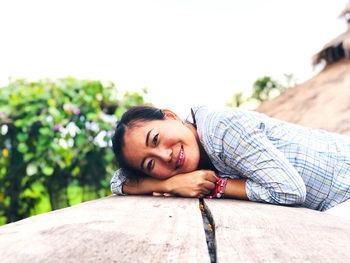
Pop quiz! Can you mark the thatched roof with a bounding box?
[313,1,350,66]
[259,1,350,135]
[339,0,350,18]
[312,29,350,66]
[256,59,350,136]
[312,30,350,66]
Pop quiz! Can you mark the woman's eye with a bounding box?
[153,133,159,145]
[147,160,154,171]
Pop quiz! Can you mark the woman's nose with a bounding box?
[155,147,172,163]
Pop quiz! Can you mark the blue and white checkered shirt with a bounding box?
[195,106,350,211]
[111,106,350,211]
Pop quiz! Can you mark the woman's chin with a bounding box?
[181,165,197,174]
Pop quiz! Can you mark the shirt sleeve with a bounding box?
[214,115,306,205]
[110,169,128,195]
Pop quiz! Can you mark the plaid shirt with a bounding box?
[194,106,350,211]
[111,106,350,211]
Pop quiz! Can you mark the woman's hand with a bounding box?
[122,170,217,198]
[152,192,175,197]
[164,170,217,198]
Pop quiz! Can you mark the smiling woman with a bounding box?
[122,109,200,178]
[111,105,222,198]
[110,105,350,211]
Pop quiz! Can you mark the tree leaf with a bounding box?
[42,166,54,176]
[16,133,28,142]
[17,143,28,153]
[39,127,50,136]
[75,135,86,147]
[24,153,34,162]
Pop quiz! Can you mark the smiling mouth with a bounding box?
[175,145,185,170]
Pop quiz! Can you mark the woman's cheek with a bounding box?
[151,167,166,179]
[153,167,174,179]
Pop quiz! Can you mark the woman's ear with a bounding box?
[162,109,180,121]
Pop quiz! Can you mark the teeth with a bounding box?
[177,147,183,167]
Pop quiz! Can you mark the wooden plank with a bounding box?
[0,196,210,263]
[205,199,350,263]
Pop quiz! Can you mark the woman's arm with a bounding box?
[122,170,217,198]
[165,170,217,197]
[123,170,248,200]
[212,115,306,205]
[224,179,248,200]
[122,176,167,195]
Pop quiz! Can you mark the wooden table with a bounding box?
[1,196,350,263]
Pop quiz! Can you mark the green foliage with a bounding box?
[0,77,146,224]
[252,76,281,102]
[226,74,297,109]
[228,92,244,108]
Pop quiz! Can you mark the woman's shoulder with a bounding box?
[192,106,244,142]
[192,106,262,127]
[193,106,277,143]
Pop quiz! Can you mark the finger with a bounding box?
[153,192,163,196]
[204,172,218,182]
[197,193,204,198]
[201,187,212,195]
[203,181,216,190]
[163,193,174,197]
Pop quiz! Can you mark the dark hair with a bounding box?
[111,105,165,178]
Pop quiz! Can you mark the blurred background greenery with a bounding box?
[0,77,146,225]
[226,74,297,109]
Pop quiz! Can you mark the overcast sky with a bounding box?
[0,0,347,117]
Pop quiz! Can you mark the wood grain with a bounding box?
[205,199,350,263]
[0,196,210,263]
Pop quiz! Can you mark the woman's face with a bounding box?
[122,116,200,179]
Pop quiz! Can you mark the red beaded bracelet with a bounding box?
[206,177,228,199]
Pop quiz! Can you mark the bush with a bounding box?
[226,74,298,109]
[0,77,146,224]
